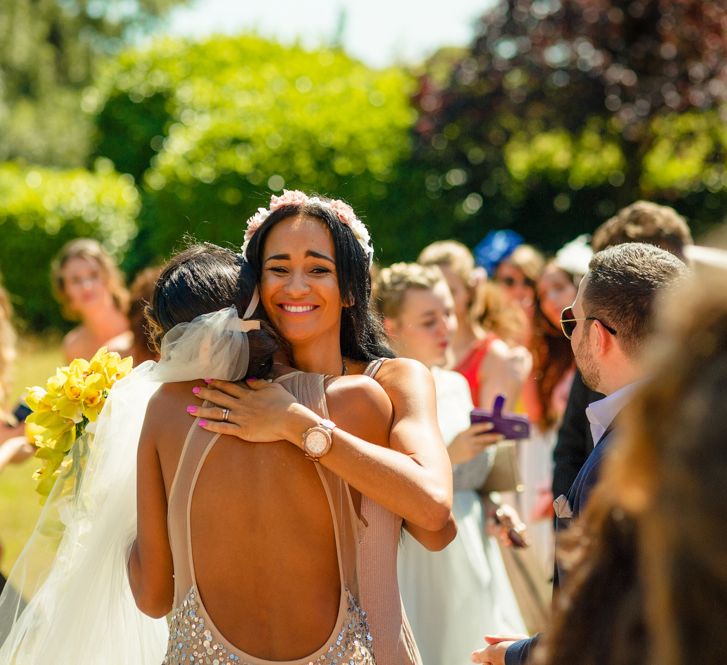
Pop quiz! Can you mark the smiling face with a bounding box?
[60,256,113,317]
[386,281,456,368]
[260,215,343,350]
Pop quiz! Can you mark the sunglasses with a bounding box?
[496,275,535,289]
[560,305,617,340]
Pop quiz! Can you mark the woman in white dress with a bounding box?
[372,263,526,665]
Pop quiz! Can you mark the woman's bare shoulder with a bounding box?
[325,374,392,445]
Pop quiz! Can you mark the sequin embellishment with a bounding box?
[163,586,375,665]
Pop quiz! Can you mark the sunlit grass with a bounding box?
[0,336,64,577]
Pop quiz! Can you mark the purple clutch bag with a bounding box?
[470,394,531,440]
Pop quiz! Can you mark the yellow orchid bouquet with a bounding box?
[25,347,133,502]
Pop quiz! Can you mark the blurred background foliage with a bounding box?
[0,0,726,331]
[0,162,139,329]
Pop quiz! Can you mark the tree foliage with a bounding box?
[0,162,139,330]
[415,0,727,248]
[0,0,189,166]
[90,35,422,270]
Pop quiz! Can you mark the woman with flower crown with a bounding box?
[0,242,393,664]
[189,191,456,665]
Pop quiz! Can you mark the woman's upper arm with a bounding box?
[130,403,174,616]
[375,359,452,488]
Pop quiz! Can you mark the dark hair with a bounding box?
[584,243,687,357]
[592,201,693,259]
[146,243,280,379]
[244,199,393,362]
[536,500,646,665]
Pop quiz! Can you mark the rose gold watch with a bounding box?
[302,419,336,460]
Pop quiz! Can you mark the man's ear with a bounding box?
[593,320,613,356]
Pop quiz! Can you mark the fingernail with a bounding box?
[247,376,257,381]
[204,378,213,384]
[192,386,201,395]
[186,405,197,414]
[198,419,208,427]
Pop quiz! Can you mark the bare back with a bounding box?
[146,371,391,661]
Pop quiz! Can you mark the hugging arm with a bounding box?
[128,401,174,618]
[190,359,455,541]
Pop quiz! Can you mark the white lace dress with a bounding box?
[397,367,525,665]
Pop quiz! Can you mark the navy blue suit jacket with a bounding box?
[504,426,616,665]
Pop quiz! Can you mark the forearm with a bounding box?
[282,404,453,531]
[404,513,457,551]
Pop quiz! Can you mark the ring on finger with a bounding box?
[221,408,231,423]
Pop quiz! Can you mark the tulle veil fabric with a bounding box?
[0,307,251,664]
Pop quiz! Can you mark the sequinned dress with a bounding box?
[163,371,375,665]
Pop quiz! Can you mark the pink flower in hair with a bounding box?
[328,199,357,227]
[243,208,269,245]
[269,189,309,211]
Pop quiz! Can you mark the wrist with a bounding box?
[281,403,322,449]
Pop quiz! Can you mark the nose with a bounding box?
[284,268,311,296]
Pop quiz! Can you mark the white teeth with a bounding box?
[281,304,315,313]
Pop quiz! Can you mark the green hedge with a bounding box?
[0,162,139,330]
[90,35,429,270]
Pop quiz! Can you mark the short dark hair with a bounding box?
[584,243,687,357]
[147,243,280,379]
[592,201,693,260]
[245,199,393,362]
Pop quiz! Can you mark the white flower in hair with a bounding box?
[241,190,374,265]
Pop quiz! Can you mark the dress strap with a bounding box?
[363,358,386,378]
[166,405,221,604]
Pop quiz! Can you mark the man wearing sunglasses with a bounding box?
[473,242,687,665]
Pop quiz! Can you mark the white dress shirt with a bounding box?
[586,380,644,446]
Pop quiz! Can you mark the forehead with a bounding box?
[263,214,334,255]
[401,282,452,314]
[62,256,101,274]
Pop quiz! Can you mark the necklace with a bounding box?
[342,357,348,375]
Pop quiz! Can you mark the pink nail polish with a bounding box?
[186,405,197,414]
[192,386,201,395]
[198,419,208,427]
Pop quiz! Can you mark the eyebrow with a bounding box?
[265,250,335,264]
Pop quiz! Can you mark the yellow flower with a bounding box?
[25,386,53,413]
[81,372,107,422]
[63,360,90,402]
[27,348,132,502]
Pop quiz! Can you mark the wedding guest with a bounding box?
[536,241,726,665]
[373,262,525,665]
[473,242,687,665]
[187,191,457,665]
[552,202,692,500]
[417,241,531,410]
[51,238,130,362]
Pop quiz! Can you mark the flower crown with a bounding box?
[241,190,374,265]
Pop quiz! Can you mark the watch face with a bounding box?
[306,430,329,456]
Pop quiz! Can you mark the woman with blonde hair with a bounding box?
[373,261,525,665]
[51,238,130,362]
[417,240,531,411]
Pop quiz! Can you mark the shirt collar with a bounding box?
[586,380,643,446]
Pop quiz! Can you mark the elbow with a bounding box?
[421,487,453,532]
[427,513,458,551]
[133,587,173,618]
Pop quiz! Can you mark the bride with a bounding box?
[0,243,392,664]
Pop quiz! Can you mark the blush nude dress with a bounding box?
[358,360,423,665]
[163,371,375,665]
